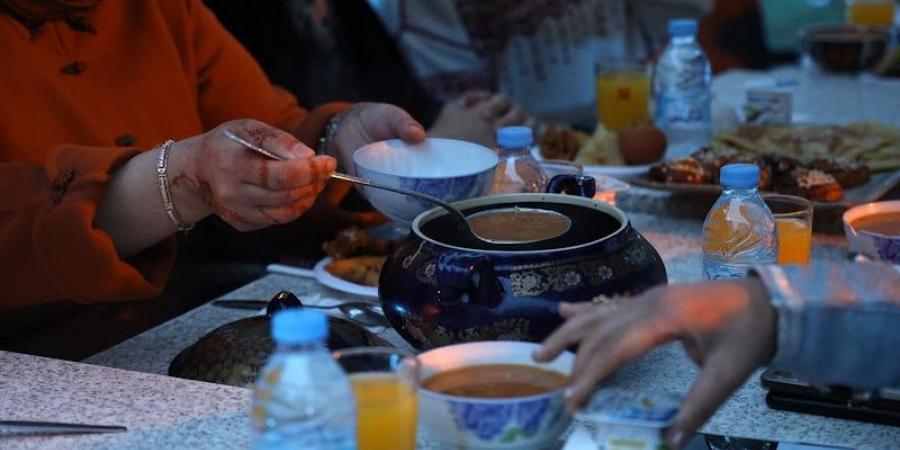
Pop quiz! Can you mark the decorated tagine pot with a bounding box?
[379,176,668,350]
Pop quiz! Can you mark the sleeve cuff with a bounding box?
[750,266,804,368]
[32,145,176,303]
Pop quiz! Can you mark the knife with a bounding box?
[0,420,127,435]
[210,299,268,310]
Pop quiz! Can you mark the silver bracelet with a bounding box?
[155,140,194,232]
[317,109,352,157]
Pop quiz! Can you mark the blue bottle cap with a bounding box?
[271,309,328,344]
[720,163,760,189]
[497,126,533,149]
[668,19,698,36]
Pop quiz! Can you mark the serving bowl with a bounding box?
[843,200,900,264]
[418,341,574,449]
[353,138,499,222]
[800,24,890,73]
[379,184,667,350]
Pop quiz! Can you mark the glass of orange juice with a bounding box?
[596,61,651,132]
[846,0,896,27]
[334,347,420,450]
[764,194,814,265]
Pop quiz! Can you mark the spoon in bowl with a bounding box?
[224,129,490,245]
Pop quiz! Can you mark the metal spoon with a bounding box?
[268,291,389,328]
[223,130,486,246]
[212,293,389,328]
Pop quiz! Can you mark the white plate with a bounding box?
[532,146,652,180]
[313,257,379,299]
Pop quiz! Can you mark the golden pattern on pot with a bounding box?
[404,316,531,347]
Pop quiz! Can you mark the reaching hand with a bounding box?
[168,119,336,231]
[331,103,427,171]
[533,279,776,449]
[430,91,533,147]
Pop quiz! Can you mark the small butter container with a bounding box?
[744,80,795,125]
[572,388,681,450]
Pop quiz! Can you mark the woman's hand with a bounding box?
[169,119,335,231]
[533,279,776,449]
[331,103,427,171]
[429,92,533,147]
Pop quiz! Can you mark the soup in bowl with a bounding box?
[843,200,900,264]
[417,341,574,449]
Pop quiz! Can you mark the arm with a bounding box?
[755,263,900,389]
[3,120,335,309]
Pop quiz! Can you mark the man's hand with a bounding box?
[533,279,776,448]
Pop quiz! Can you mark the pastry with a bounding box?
[539,124,588,161]
[808,158,870,189]
[650,158,708,184]
[776,168,844,202]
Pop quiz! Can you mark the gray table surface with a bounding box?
[4,189,898,449]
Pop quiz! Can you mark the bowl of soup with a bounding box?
[417,341,574,449]
[843,200,900,264]
[353,138,498,222]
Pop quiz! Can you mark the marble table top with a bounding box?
[72,209,900,449]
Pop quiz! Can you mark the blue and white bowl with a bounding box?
[418,341,574,449]
[843,200,900,264]
[353,138,498,222]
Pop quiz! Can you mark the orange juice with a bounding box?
[351,373,418,450]
[847,0,895,27]
[596,71,651,132]
[776,218,812,265]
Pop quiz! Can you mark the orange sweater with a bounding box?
[0,0,346,309]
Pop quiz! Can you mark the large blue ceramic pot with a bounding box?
[379,188,668,350]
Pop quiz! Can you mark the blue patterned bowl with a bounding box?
[418,342,574,449]
[843,201,900,264]
[353,138,498,222]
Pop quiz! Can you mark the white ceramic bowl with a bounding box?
[843,200,900,264]
[353,138,499,222]
[417,341,574,449]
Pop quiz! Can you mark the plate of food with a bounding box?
[314,227,398,298]
[536,122,667,180]
[631,123,900,209]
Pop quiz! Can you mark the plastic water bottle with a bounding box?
[251,310,356,450]
[653,19,712,155]
[488,126,549,195]
[701,164,778,280]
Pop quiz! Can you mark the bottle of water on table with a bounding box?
[251,309,356,450]
[653,19,712,156]
[702,164,778,280]
[488,126,549,195]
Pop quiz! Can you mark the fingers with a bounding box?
[379,104,426,144]
[255,155,336,190]
[665,348,756,449]
[559,301,597,319]
[230,120,312,160]
[533,307,607,362]
[495,103,530,128]
[462,90,493,107]
[565,316,674,411]
[480,94,513,119]
[256,194,320,225]
[240,183,324,208]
